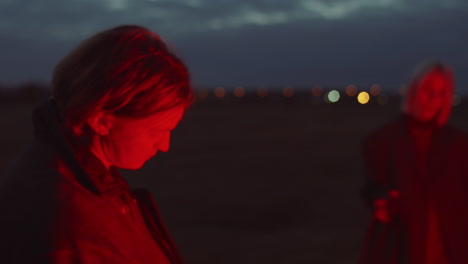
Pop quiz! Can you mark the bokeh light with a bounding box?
[377,94,389,105]
[257,86,268,97]
[197,88,209,99]
[357,91,370,104]
[283,86,294,98]
[345,85,357,96]
[312,85,323,96]
[327,90,340,103]
[370,84,382,96]
[234,86,246,98]
[214,86,226,98]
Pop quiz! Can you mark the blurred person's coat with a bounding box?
[0,100,184,264]
[360,114,468,264]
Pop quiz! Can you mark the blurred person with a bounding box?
[0,25,193,263]
[359,61,468,264]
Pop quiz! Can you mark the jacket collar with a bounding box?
[32,99,129,197]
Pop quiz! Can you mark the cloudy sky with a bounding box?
[0,0,467,92]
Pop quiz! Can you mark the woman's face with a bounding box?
[100,105,185,170]
[410,71,450,122]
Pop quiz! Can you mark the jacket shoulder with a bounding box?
[363,116,405,147]
[437,124,468,152]
[441,123,468,139]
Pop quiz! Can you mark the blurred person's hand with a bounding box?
[373,190,400,224]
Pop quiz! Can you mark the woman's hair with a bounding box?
[404,59,454,126]
[407,60,453,89]
[52,25,193,132]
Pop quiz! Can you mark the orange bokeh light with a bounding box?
[283,86,294,98]
[346,85,358,96]
[214,86,226,98]
[312,85,323,96]
[357,91,370,104]
[234,86,246,98]
[370,84,382,96]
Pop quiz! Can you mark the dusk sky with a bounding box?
[1,0,467,92]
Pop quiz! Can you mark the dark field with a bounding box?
[2,94,468,263]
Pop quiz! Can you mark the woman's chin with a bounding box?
[117,154,156,170]
[413,111,437,122]
[419,115,436,123]
[118,161,146,170]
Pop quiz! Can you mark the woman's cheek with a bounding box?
[133,137,155,157]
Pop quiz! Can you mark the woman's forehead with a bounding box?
[418,72,449,89]
[117,105,184,128]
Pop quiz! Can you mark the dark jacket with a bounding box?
[0,100,184,264]
[360,115,468,264]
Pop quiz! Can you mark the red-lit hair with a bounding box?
[404,60,454,127]
[52,25,193,132]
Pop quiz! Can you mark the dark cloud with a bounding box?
[174,6,468,89]
[0,0,467,92]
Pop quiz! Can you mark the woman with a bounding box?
[360,61,468,264]
[0,25,193,263]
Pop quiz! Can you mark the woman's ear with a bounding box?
[87,111,112,136]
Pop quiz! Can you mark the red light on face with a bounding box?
[101,105,185,170]
[410,71,450,122]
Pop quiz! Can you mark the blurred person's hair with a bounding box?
[52,25,193,135]
[408,60,453,89]
[404,59,454,126]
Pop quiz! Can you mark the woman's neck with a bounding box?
[88,135,112,171]
[405,114,437,137]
